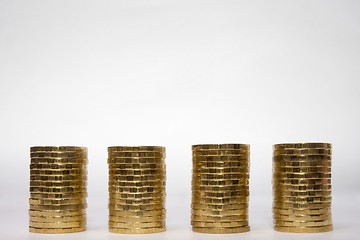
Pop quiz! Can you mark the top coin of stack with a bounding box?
[108,146,166,234]
[191,144,250,234]
[272,143,333,233]
[29,146,88,234]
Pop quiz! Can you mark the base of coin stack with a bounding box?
[108,146,166,234]
[29,146,88,234]
[191,144,250,234]
[272,143,333,233]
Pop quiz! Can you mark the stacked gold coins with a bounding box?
[108,146,166,234]
[191,144,250,234]
[272,143,333,233]
[29,146,88,233]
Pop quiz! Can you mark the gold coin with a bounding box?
[193,156,249,162]
[109,226,165,234]
[274,225,333,233]
[273,184,331,191]
[194,161,249,167]
[108,146,165,152]
[30,186,86,193]
[191,203,248,210]
[109,192,165,199]
[194,179,249,186]
[109,175,163,181]
[192,144,250,150]
[108,163,164,169]
[31,152,87,158]
[273,160,331,167]
[192,185,249,192]
[108,158,164,164]
[29,226,86,233]
[109,204,164,211]
[274,178,331,185]
[109,221,165,228]
[273,201,331,209]
[30,192,87,199]
[273,173,331,179]
[275,167,331,173]
[273,190,331,197]
[29,209,85,217]
[273,207,331,215]
[109,181,165,188]
[109,197,163,205]
[273,213,332,221]
[31,146,87,152]
[30,175,87,181]
[192,191,249,198]
[191,214,248,221]
[30,181,85,187]
[273,196,332,203]
[109,169,165,176]
[108,187,164,194]
[192,226,250,234]
[30,203,87,210]
[197,174,250,180]
[31,157,87,164]
[30,164,86,170]
[274,219,332,227]
[29,221,85,228]
[29,215,86,223]
[192,197,249,204]
[273,143,331,150]
[29,198,86,205]
[191,208,248,216]
[108,152,164,158]
[193,150,249,156]
[30,169,86,175]
[194,168,249,174]
[191,220,248,228]
[109,209,165,217]
[109,215,164,222]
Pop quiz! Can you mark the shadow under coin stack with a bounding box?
[29,146,88,233]
[191,144,250,234]
[272,143,333,233]
[108,146,166,234]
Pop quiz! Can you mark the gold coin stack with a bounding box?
[191,144,250,234]
[108,146,166,234]
[272,143,333,233]
[29,146,88,234]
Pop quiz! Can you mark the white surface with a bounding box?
[0,0,360,239]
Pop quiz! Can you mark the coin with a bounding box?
[275,167,331,173]
[273,196,332,203]
[30,175,87,181]
[273,143,331,150]
[273,207,331,215]
[109,169,165,176]
[192,226,250,234]
[30,164,86,170]
[31,146,87,152]
[30,215,86,223]
[30,186,86,193]
[191,220,248,228]
[191,214,248,221]
[30,169,86,175]
[273,213,332,221]
[109,209,165,217]
[108,146,165,152]
[274,225,333,233]
[108,152,164,158]
[109,175,163,181]
[191,208,248,216]
[109,198,163,205]
[109,192,166,199]
[273,172,331,179]
[193,150,249,156]
[29,221,85,228]
[29,198,86,205]
[191,203,248,210]
[109,226,165,234]
[274,179,331,185]
[31,152,87,158]
[193,156,249,162]
[192,197,249,204]
[109,220,165,228]
[30,203,87,210]
[109,215,164,222]
[109,204,164,211]
[273,184,331,191]
[31,158,87,164]
[194,179,249,186]
[273,190,331,197]
[192,185,249,192]
[108,163,164,169]
[274,219,332,227]
[108,158,164,164]
[29,209,86,217]
[30,181,85,187]
[29,226,86,233]
[109,181,165,187]
[192,144,250,150]
[30,192,87,199]
[273,201,331,209]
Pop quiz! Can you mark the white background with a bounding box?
[0,0,360,239]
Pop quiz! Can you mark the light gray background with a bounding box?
[0,0,359,239]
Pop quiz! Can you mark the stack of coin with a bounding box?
[272,143,333,233]
[108,146,166,234]
[29,146,88,233]
[191,144,250,234]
